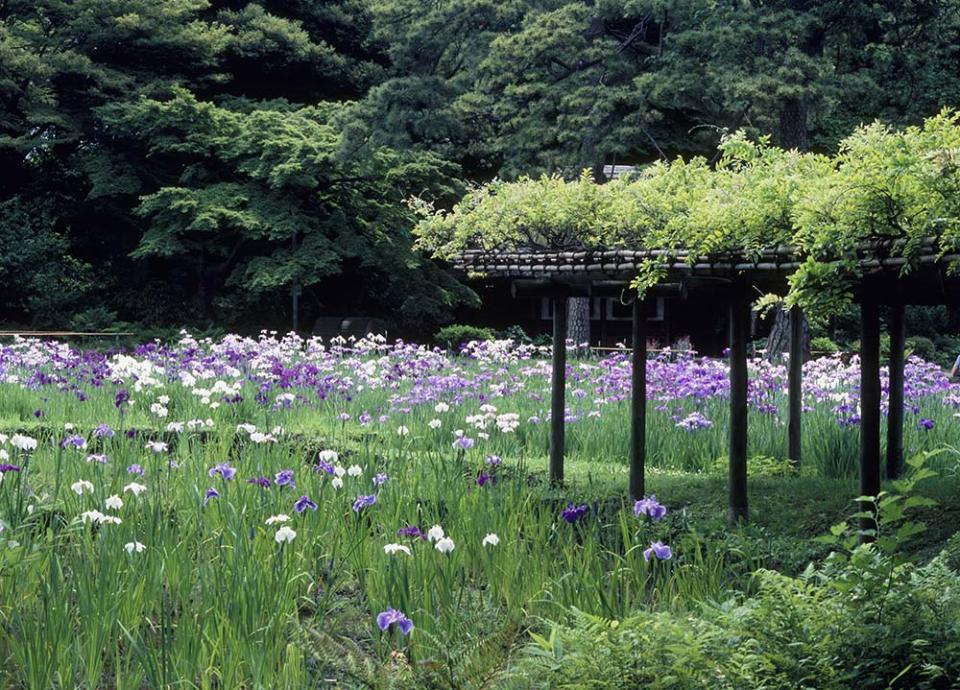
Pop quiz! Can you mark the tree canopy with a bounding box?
[415,110,960,319]
[3,0,960,332]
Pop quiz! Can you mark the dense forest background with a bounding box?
[3,0,960,337]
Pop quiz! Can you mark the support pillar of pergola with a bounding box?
[860,301,882,537]
[728,292,750,524]
[788,307,804,469]
[887,303,906,480]
[549,296,568,486]
[630,297,647,500]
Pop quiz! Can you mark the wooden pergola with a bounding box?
[455,242,960,525]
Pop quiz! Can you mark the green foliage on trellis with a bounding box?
[415,110,960,318]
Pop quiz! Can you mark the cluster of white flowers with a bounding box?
[10,433,38,452]
[235,423,283,444]
[495,412,520,433]
[426,525,456,553]
[80,510,121,525]
[108,354,164,390]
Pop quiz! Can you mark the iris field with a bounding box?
[1,333,959,689]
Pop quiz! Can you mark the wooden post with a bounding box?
[860,301,882,538]
[886,303,905,480]
[629,298,647,500]
[788,306,803,469]
[550,296,568,486]
[728,295,750,524]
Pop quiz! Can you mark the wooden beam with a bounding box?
[728,295,750,525]
[860,301,882,539]
[887,303,905,480]
[629,298,647,500]
[788,307,803,469]
[550,296,568,486]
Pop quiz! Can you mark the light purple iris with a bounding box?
[373,472,388,486]
[633,495,667,521]
[352,494,377,512]
[315,460,335,475]
[919,418,935,431]
[376,608,414,636]
[275,469,295,488]
[294,495,317,513]
[247,476,271,488]
[643,541,672,562]
[61,435,87,450]
[453,435,475,450]
[208,463,236,480]
[93,423,115,438]
[127,464,145,476]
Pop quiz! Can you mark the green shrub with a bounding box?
[496,324,532,343]
[515,451,960,690]
[434,324,495,350]
[809,336,839,354]
[711,454,797,478]
[905,336,936,362]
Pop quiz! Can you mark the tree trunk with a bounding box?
[765,306,809,362]
[778,97,809,150]
[567,297,591,354]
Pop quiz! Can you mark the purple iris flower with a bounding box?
[397,525,425,540]
[476,470,491,487]
[643,541,672,562]
[561,502,589,524]
[359,411,372,425]
[352,494,377,512]
[247,476,271,488]
[125,428,138,439]
[0,464,21,473]
[294,495,318,513]
[919,418,935,431]
[114,389,130,409]
[485,455,503,467]
[203,488,220,506]
[373,472,388,486]
[208,463,236,480]
[275,469,295,488]
[633,495,667,521]
[93,424,115,438]
[315,460,335,474]
[376,608,414,636]
[33,409,43,418]
[337,413,351,422]
[61,435,87,449]
[453,435,475,450]
[127,464,145,476]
